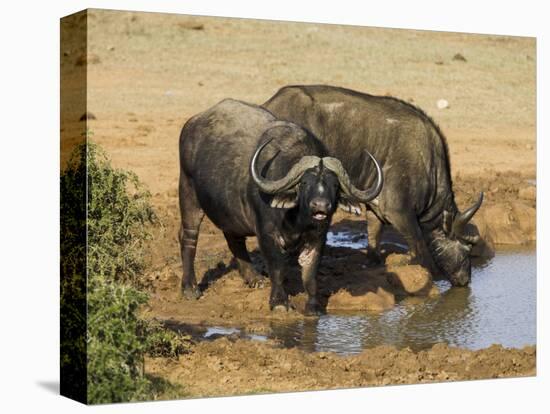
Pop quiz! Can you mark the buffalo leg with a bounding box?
[223,233,264,288]
[258,235,288,311]
[388,210,438,276]
[178,173,204,300]
[365,210,384,265]
[298,242,323,316]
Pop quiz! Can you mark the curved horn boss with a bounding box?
[251,134,384,203]
[250,132,322,194]
[322,150,383,203]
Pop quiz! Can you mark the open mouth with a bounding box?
[312,212,328,221]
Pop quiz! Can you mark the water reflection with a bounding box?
[371,285,475,350]
[268,249,536,354]
[326,231,368,249]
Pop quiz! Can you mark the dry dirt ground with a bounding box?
[145,340,535,398]
[61,10,536,399]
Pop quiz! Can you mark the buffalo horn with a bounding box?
[323,150,383,203]
[451,192,484,238]
[250,133,321,194]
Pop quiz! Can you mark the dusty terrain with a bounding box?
[145,340,535,398]
[61,10,536,399]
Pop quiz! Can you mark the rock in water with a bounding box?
[385,253,410,267]
[387,265,433,296]
[327,287,395,311]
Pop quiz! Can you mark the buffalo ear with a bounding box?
[442,210,453,235]
[338,197,362,215]
[270,192,298,209]
[460,234,480,246]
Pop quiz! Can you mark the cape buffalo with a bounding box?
[263,85,483,287]
[178,99,383,314]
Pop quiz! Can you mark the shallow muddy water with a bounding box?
[271,246,535,354]
[200,243,536,355]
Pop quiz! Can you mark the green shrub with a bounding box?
[87,283,151,403]
[144,320,192,359]
[60,143,89,402]
[61,142,186,404]
[86,142,156,287]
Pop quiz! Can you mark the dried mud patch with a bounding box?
[145,338,536,398]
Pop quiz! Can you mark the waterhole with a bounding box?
[268,246,535,354]
[196,232,536,355]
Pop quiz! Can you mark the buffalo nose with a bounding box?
[310,197,331,213]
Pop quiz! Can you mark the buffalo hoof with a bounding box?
[245,275,266,289]
[182,286,201,300]
[272,304,289,313]
[270,287,288,311]
[304,302,323,317]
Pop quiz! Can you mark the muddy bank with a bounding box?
[454,172,536,252]
[145,338,535,398]
[142,227,439,328]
